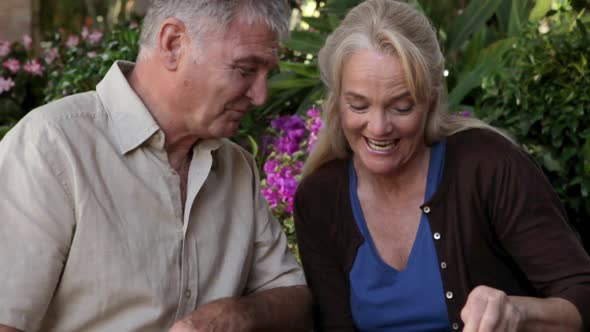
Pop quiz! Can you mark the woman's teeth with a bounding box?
[366,138,398,152]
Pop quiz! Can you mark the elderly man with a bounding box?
[0,1,312,331]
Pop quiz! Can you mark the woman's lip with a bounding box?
[364,137,400,153]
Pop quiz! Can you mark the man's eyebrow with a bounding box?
[233,55,273,66]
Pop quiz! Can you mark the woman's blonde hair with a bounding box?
[302,0,511,178]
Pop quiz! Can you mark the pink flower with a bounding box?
[2,58,20,74]
[43,47,59,64]
[22,34,32,51]
[0,76,15,94]
[87,30,103,45]
[81,27,89,40]
[129,22,139,29]
[87,51,97,58]
[23,59,44,76]
[0,41,11,57]
[66,35,80,48]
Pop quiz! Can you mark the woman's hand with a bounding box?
[461,285,524,332]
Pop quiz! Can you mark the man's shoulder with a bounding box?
[3,91,106,148]
[27,91,104,124]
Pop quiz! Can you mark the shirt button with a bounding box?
[446,291,453,299]
[423,206,431,214]
[440,261,447,269]
[433,232,441,240]
[184,289,192,298]
[452,322,459,330]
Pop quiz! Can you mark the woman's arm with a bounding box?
[294,174,358,331]
[461,285,582,332]
[468,131,590,331]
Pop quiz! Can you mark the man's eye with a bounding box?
[235,66,256,77]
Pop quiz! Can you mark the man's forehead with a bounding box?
[231,44,279,66]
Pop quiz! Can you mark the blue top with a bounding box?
[348,141,450,332]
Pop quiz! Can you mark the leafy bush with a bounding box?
[44,22,140,103]
[0,35,52,138]
[0,27,110,139]
[476,6,590,247]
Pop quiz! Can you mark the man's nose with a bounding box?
[246,73,269,106]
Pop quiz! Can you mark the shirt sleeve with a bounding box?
[294,174,358,331]
[243,156,306,294]
[0,120,76,331]
[488,138,590,330]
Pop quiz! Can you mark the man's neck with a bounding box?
[128,60,199,161]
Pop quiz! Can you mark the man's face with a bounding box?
[176,18,279,139]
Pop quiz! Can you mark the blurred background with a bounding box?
[1,0,589,256]
[0,0,149,43]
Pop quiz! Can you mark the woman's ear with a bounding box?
[157,17,187,71]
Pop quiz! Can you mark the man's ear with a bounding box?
[157,17,188,71]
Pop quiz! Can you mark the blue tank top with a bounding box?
[349,141,450,331]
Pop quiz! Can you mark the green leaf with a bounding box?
[583,137,590,176]
[296,84,325,114]
[445,0,503,52]
[269,78,318,90]
[279,61,319,78]
[529,0,553,21]
[448,38,514,107]
[542,152,563,173]
[283,31,326,55]
[322,0,361,16]
[246,134,259,158]
[508,0,532,36]
[301,17,333,33]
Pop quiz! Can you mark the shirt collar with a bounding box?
[97,60,225,155]
[96,60,159,155]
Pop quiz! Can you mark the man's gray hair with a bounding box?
[139,0,290,56]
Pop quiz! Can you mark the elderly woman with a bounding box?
[293,0,590,331]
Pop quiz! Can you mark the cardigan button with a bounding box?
[446,291,453,299]
[440,261,447,269]
[452,322,459,330]
[423,206,431,214]
[433,232,441,240]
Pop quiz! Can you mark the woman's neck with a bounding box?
[354,145,431,204]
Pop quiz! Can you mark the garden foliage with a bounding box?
[1,1,589,252]
[0,23,138,139]
[477,6,590,238]
[261,106,323,259]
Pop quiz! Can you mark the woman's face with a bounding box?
[339,49,430,177]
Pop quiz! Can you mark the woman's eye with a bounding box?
[394,105,414,114]
[348,104,368,112]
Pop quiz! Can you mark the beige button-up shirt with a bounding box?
[0,61,305,332]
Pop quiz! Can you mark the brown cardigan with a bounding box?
[294,128,590,331]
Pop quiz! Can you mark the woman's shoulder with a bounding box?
[444,127,540,180]
[295,158,349,210]
[298,158,349,191]
[447,128,517,153]
[446,128,527,164]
